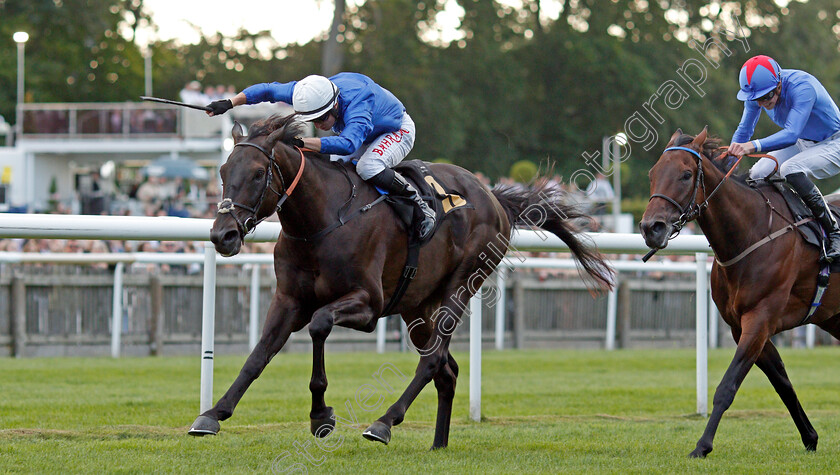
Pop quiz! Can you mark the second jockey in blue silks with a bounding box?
[728,55,840,263]
[207,73,436,239]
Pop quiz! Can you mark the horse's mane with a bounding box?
[673,134,749,184]
[246,114,307,142]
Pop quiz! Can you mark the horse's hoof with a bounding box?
[188,415,220,436]
[688,446,710,458]
[311,407,335,438]
[362,421,391,445]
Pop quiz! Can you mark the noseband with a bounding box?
[216,141,306,236]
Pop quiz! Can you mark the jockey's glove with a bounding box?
[207,99,233,116]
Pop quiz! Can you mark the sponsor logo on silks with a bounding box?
[371,129,411,156]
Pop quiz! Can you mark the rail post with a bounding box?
[199,243,217,413]
[469,288,483,422]
[11,272,26,357]
[696,253,709,416]
[110,262,124,358]
[149,273,163,356]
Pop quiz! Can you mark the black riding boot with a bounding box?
[787,172,840,263]
[369,168,435,239]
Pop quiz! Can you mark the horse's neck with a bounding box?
[273,149,348,233]
[695,164,769,260]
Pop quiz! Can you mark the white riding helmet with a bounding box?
[292,75,339,122]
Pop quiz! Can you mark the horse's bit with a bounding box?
[216,141,305,236]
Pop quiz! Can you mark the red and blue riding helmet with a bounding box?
[737,55,781,101]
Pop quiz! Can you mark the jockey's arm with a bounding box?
[301,137,322,151]
[230,92,247,107]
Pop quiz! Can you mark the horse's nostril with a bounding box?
[222,229,239,245]
[640,220,666,238]
[650,221,665,235]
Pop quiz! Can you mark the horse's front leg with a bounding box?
[308,289,377,437]
[189,293,306,436]
[690,315,769,457]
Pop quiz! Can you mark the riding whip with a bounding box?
[140,96,211,112]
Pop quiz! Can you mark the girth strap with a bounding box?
[379,241,420,318]
[281,195,387,242]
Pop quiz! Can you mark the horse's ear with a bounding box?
[266,128,285,149]
[691,126,709,149]
[667,128,682,147]
[232,121,244,144]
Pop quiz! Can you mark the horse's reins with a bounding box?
[216,142,306,236]
[644,146,784,262]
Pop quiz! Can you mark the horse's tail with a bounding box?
[491,183,615,292]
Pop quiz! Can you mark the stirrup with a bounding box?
[822,240,840,264]
[417,216,435,239]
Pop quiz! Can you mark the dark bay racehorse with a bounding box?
[189,115,614,449]
[640,127,840,458]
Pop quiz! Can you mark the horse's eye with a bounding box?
[681,171,692,181]
[254,169,265,181]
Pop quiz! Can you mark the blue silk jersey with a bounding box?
[241,72,406,155]
[732,69,840,152]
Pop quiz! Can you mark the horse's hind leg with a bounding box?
[308,289,376,437]
[364,292,468,448]
[755,339,818,451]
[690,316,769,458]
[431,351,459,449]
[189,293,305,436]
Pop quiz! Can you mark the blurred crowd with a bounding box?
[180,80,237,106]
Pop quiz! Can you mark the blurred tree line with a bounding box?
[3,0,840,198]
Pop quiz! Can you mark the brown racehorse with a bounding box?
[188,115,614,449]
[640,127,840,458]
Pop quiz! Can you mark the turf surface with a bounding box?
[2,347,840,473]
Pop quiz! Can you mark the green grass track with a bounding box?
[2,348,840,473]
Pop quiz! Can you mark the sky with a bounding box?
[137,0,510,48]
[138,0,347,47]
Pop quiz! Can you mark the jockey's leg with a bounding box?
[356,112,434,239]
[748,143,799,181]
[781,136,840,263]
[786,172,840,262]
[368,168,435,239]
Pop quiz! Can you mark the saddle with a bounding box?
[771,180,840,271]
[378,160,474,246]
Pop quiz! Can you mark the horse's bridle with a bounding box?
[648,145,749,239]
[648,146,709,238]
[216,141,306,236]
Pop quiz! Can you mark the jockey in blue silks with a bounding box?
[207,72,435,239]
[728,55,840,263]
